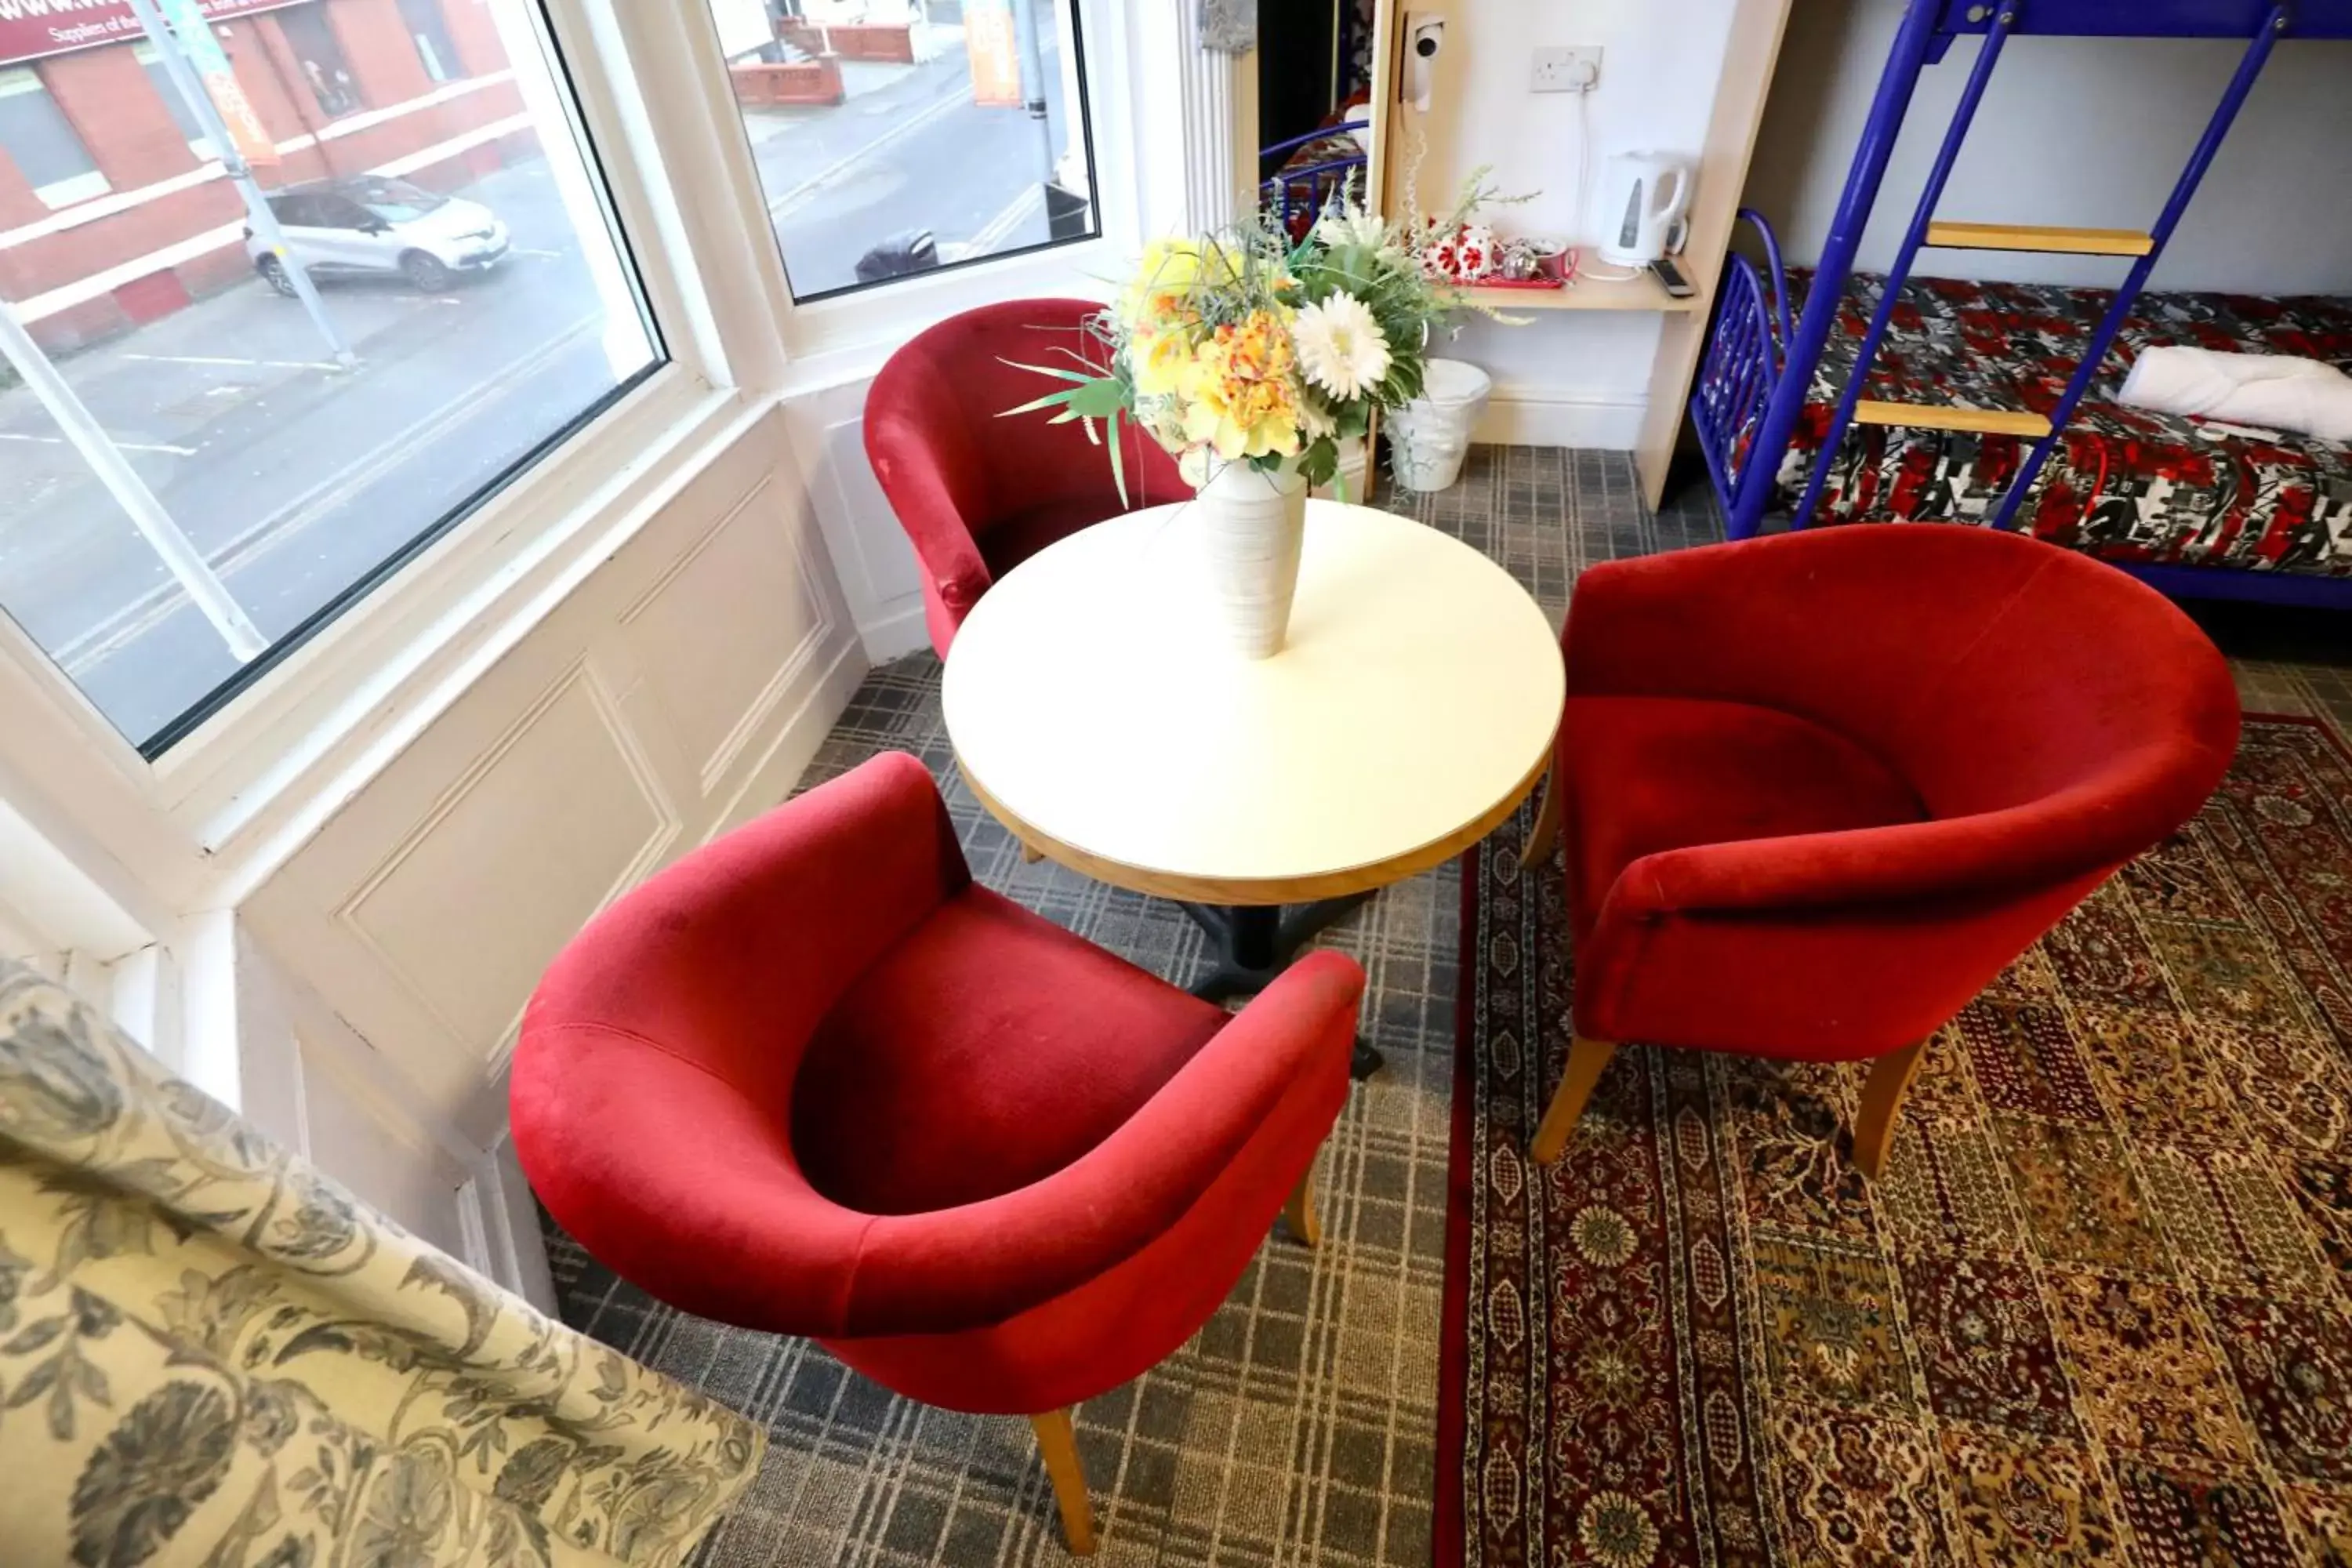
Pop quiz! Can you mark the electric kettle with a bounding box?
[1597,151,1694,267]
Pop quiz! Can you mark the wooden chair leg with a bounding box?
[1530,1036,1617,1166]
[1021,840,1045,864]
[1030,1409,1096,1555]
[1519,769,1563,872]
[1283,1159,1322,1248]
[1852,1038,1929,1181]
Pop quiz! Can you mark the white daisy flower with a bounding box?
[1290,292,1392,402]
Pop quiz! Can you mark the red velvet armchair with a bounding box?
[866,297,1191,657]
[1523,524,2238,1176]
[511,753,1363,1555]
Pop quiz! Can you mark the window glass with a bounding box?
[134,42,215,159]
[276,3,366,118]
[0,2,661,753]
[0,67,109,209]
[397,0,465,83]
[702,0,1100,302]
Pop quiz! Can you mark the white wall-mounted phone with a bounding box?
[1403,13,1445,112]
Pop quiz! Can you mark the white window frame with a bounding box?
[752,0,1150,388]
[0,0,1183,966]
[0,0,772,870]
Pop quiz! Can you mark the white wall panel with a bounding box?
[621,474,833,793]
[337,664,678,1056]
[298,1036,477,1264]
[788,383,931,665]
[238,405,866,1302]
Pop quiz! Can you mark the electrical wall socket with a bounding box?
[1530,45,1602,93]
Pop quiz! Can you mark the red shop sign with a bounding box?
[0,0,304,67]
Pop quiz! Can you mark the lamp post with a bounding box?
[1009,0,1057,174]
[125,0,355,371]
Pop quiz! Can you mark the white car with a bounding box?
[247,176,510,295]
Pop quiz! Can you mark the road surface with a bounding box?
[0,24,1081,746]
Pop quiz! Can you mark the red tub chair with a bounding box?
[1522,524,2239,1176]
[512,753,1363,1555]
[866,297,1191,658]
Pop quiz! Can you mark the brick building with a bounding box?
[0,0,532,349]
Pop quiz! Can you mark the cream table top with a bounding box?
[942,499,1565,904]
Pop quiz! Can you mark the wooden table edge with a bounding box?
[954,725,1559,907]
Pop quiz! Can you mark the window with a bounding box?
[397,0,465,83]
[0,67,109,210]
[703,0,1100,302]
[0,5,661,753]
[134,42,216,160]
[276,2,366,118]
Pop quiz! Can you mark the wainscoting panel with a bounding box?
[336,661,679,1060]
[297,1031,478,1265]
[786,386,932,664]
[238,405,865,1298]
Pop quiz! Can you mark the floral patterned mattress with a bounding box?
[1773,270,2352,576]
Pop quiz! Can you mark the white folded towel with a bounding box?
[2118,346,2352,444]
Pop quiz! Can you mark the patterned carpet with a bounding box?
[1449,717,2352,1568]
[540,445,2352,1566]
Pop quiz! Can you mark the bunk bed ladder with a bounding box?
[1785,2,2027,534]
[1734,0,2302,543]
[1984,3,2294,530]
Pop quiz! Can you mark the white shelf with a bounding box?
[1451,272,1703,314]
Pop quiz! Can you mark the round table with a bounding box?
[943,498,1565,1076]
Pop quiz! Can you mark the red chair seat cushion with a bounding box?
[1562,695,1929,938]
[792,885,1228,1216]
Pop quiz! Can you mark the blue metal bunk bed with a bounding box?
[1692,0,2352,608]
[1261,122,1370,236]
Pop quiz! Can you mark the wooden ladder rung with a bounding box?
[1853,400,2053,438]
[1925,221,2155,256]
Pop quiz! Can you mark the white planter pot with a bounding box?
[1196,458,1308,659]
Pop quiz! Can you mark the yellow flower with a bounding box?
[1174,311,1304,461]
[1129,328,1191,398]
[1116,238,1235,335]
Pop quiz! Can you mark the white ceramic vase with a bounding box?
[1196,457,1308,659]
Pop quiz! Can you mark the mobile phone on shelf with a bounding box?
[1650,258,1696,299]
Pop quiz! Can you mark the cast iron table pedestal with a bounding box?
[1180,898,1383,1080]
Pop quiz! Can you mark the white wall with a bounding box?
[1745,1,2352,293]
[1405,0,1739,445]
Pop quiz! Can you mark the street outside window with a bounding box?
[0,67,110,209]
[0,2,661,752]
[704,0,1098,302]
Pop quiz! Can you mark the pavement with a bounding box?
[751,27,1075,295]
[0,24,1085,747]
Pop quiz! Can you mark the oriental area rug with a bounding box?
[1443,713,2352,1568]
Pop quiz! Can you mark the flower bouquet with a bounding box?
[1004,197,1459,656]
